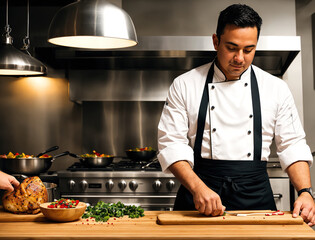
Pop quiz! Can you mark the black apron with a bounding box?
[174,63,276,211]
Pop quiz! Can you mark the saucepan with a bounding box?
[0,146,69,175]
[125,147,157,162]
[69,151,114,168]
[44,182,59,202]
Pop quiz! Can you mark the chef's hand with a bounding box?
[0,171,19,192]
[192,183,225,216]
[292,193,315,226]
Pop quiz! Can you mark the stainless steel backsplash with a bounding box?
[82,101,165,156]
[71,69,184,156]
[69,70,182,101]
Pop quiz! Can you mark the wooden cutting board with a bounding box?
[157,211,304,225]
[0,207,47,222]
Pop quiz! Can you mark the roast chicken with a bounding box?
[2,176,48,214]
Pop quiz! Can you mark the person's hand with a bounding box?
[192,183,225,216]
[292,192,315,226]
[0,171,20,192]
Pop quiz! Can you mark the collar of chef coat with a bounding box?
[213,61,251,83]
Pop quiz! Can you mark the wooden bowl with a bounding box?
[39,202,86,222]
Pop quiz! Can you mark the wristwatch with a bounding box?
[298,188,314,199]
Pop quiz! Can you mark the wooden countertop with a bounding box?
[0,210,314,240]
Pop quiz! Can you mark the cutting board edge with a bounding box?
[156,211,304,225]
[156,220,304,225]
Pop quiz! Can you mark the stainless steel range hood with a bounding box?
[58,35,300,102]
[50,36,300,76]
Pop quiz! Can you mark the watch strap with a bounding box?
[298,188,314,198]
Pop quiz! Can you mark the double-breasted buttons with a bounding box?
[210,86,215,132]
[244,83,248,87]
[247,113,253,156]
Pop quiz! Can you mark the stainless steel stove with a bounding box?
[58,159,179,210]
[58,159,293,211]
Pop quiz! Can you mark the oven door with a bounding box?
[270,178,291,211]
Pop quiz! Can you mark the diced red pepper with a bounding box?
[47,198,80,208]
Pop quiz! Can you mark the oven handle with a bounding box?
[61,194,177,198]
[273,193,283,199]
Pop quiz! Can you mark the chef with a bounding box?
[157,4,315,226]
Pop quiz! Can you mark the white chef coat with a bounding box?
[157,61,313,173]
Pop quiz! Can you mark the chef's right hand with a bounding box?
[192,183,225,216]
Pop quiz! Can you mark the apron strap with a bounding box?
[193,63,262,162]
[250,68,262,162]
[193,63,214,159]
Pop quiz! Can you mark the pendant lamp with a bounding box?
[47,0,138,49]
[0,0,47,76]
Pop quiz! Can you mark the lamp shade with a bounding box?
[0,40,47,76]
[47,0,138,49]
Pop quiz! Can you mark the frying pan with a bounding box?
[36,146,59,158]
[0,146,69,175]
[69,152,114,168]
[125,149,157,162]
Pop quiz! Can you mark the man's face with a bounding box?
[212,24,258,80]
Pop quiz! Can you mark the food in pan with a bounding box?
[126,147,155,152]
[126,147,157,161]
[80,150,113,158]
[2,176,48,214]
[0,152,52,158]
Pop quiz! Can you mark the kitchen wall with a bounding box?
[0,69,82,170]
[0,0,311,174]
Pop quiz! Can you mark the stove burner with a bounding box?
[67,162,114,171]
[67,159,161,172]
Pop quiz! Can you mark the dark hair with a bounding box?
[216,4,262,41]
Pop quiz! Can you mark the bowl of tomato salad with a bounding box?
[40,199,86,222]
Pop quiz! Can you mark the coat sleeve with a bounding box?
[274,82,313,170]
[157,77,194,173]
